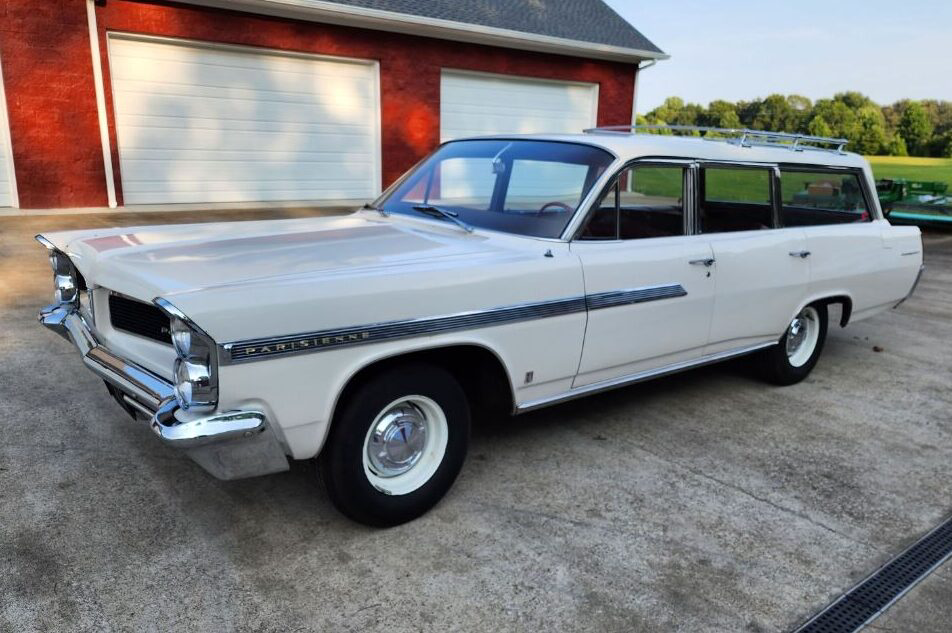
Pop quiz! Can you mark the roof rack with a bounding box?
[582,125,849,155]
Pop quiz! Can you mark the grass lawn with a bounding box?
[866,156,952,189]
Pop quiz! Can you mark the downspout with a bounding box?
[631,59,657,124]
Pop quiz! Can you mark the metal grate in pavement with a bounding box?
[793,515,952,633]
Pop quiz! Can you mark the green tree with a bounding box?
[933,131,952,158]
[806,115,833,138]
[898,102,933,155]
[701,100,742,129]
[852,105,888,155]
[885,134,908,157]
[752,94,798,132]
[834,91,876,110]
[811,99,861,140]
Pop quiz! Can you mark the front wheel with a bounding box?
[319,363,470,527]
[758,303,828,386]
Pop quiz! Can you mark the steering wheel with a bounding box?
[537,201,574,215]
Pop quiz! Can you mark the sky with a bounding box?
[603,0,952,114]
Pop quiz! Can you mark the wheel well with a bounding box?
[333,345,515,423]
[816,295,852,327]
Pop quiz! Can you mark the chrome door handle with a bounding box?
[689,258,716,267]
[789,250,811,259]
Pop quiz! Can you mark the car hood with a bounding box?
[42,213,503,301]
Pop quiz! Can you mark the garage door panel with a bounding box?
[117,127,374,153]
[110,36,379,205]
[120,160,369,187]
[116,113,373,135]
[111,40,374,86]
[113,92,375,127]
[441,71,597,142]
[113,77,377,108]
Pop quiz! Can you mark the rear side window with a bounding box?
[699,167,774,233]
[780,169,870,225]
[580,164,685,240]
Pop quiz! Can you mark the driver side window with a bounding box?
[504,160,590,213]
[580,164,686,240]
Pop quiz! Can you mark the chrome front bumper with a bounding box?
[39,303,289,480]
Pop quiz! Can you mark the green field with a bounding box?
[866,156,952,189]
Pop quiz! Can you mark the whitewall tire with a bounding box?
[320,363,470,527]
[758,303,828,385]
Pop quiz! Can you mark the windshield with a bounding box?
[377,140,615,238]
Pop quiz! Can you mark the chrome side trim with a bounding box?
[35,234,57,250]
[586,284,687,310]
[222,295,588,364]
[515,341,777,413]
[222,285,690,364]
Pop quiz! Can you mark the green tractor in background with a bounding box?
[876,179,952,226]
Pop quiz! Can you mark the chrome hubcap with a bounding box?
[366,402,428,478]
[785,306,819,368]
[786,317,806,356]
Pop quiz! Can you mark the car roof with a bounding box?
[457,133,870,169]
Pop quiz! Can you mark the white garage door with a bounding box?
[0,54,15,208]
[109,35,380,205]
[440,70,598,142]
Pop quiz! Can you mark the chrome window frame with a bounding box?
[566,157,697,242]
[694,160,781,235]
[774,163,878,226]
[373,137,619,242]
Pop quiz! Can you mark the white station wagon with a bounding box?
[37,127,924,526]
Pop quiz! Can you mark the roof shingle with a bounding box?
[323,0,664,54]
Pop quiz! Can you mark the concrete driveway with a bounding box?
[1,211,950,632]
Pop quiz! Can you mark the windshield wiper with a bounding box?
[411,205,474,233]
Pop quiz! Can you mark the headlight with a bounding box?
[174,358,213,410]
[156,298,218,412]
[170,318,193,359]
[50,251,78,305]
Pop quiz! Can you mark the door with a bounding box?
[778,166,903,317]
[572,162,716,387]
[108,35,380,205]
[440,70,598,141]
[700,164,810,353]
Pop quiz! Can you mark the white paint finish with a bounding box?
[87,1,117,208]
[440,71,598,142]
[108,34,380,205]
[704,227,810,354]
[0,52,18,208]
[38,135,923,462]
[804,220,921,319]
[572,236,716,387]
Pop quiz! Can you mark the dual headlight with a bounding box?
[50,250,79,305]
[157,299,218,412]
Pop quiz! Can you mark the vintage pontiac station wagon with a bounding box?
[37,127,924,526]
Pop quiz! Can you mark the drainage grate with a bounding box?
[793,515,952,633]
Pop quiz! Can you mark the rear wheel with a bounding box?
[320,363,470,527]
[758,303,828,385]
